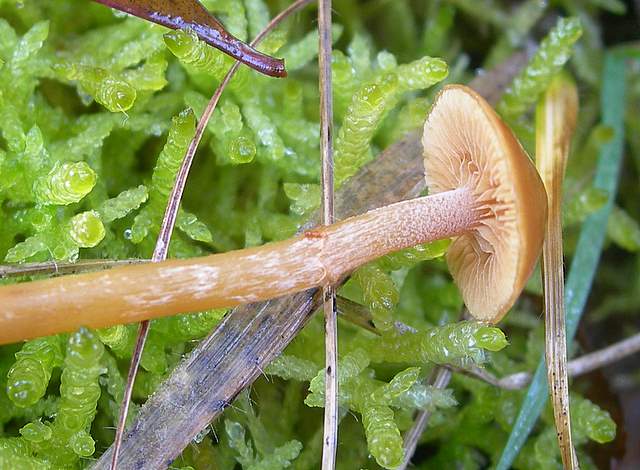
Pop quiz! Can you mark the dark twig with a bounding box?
[317,0,337,467]
[110,1,315,468]
[399,367,452,470]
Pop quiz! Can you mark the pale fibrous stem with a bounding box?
[318,0,337,467]
[0,188,482,345]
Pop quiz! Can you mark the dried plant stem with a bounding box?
[455,331,640,389]
[109,1,316,467]
[0,188,480,345]
[566,332,640,376]
[317,0,338,467]
[536,74,579,470]
[0,258,146,279]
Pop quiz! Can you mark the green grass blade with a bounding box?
[495,51,627,470]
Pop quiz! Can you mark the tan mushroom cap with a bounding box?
[422,84,547,323]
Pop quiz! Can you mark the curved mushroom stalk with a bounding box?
[0,190,477,344]
[0,85,546,345]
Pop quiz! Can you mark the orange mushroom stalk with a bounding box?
[0,85,547,345]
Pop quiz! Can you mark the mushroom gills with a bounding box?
[422,84,547,323]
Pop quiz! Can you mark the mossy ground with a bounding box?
[0,1,639,469]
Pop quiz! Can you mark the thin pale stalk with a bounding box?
[110,1,316,467]
[566,332,640,376]
[318,0,337,467]
[457,331,640,389]
[536,74,579,470]
[0,259,146,279]
[0,188,480,345]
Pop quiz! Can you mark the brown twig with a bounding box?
[110,1,315,468]
[317,0,338,467]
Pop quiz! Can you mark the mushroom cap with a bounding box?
[422,84,547,323]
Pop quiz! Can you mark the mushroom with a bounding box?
[424,84,547,322]
[0,85,546,345]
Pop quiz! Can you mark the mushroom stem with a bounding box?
[0,187,479,345]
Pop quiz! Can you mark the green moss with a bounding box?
[6,337,64,408]
[0,1,634,468]
[498,17,583,119]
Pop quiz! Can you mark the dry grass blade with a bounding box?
[110,1,315,468]
[536,73,579,469]
[317,0,338,467]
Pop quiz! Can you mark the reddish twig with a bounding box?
[91,0,287,77]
